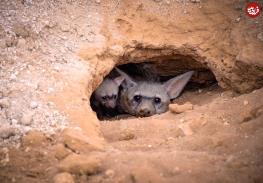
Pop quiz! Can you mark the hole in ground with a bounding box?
[90,54,218,120]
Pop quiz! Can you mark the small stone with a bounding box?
[53,172,75,183]
[53,143,70,160]
[10,74,17,80]
[105,169,115,177]
[243,100,249,106]
[11,119,18,124]
[0,98,10,108]
[30,101,38,109]
[180,118,185,122]
[119,132,136,141]
[48,87,54,93]
[191,0,200,2]
[223,122,229,126]
[165,0,170,4]
[235,17,241,22]
[148,144,152,148]
[95,0,100,3]
[0,126,16,139]
[17,38,26,48]
[257,32,263,42]
[20,112,33,125]
[169,102,194,114]
[57,154,102,174]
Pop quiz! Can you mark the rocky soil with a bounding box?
[0,0,263,183]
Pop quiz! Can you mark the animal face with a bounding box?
[124,82,170,117]
[116,68,194,117]
[94,77,124,109]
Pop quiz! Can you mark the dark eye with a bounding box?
[133,95,141,102]
[154,97,161,104]
[113,95,117,99]
[102,96,107,100]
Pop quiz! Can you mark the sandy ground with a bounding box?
[0,0,263,183]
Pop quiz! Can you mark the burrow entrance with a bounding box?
[90,53,218,120]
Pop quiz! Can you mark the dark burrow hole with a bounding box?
[90,56,217,121]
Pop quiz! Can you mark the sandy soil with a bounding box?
[0,0,263,183]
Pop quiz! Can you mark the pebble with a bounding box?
[53,172,75,183]
[235,17,241,22]
[30,101,38,109]
[16,38,27,48]
[60,24,71,32]
[243,100,249,106]
[169,102,194,114]
[10,74,17,80]
[105,169,115,177]
[53,143,70,160]
[11,119,18,124]
[165,0,170,4]
[0,98,10,108]
[0,126,16,139]
[95,0,100,3]
[20,112,33,125]
[191,0,200,2]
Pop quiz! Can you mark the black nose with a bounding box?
[139,109,151,116]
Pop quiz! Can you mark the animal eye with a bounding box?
[154,97,161,104]
[113,95,117,99]
[102,96,107,100]
[133,95,141,102]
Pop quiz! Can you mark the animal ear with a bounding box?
[113,76,125,86]
[163,71,194,100]
[115,67,137,88]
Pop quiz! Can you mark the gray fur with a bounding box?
[116,68,194,117]
[94,76,124,109]
[92,76,124,119]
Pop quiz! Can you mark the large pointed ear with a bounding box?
[163,71,194,100]
[113,76,125,86]
[115,67,137,88]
